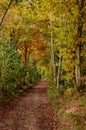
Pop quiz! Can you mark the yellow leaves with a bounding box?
[63,64,72,72]
[54,39,60,44]
[12,6,19,14]
[0,0,6,4]
[37,13,45,20]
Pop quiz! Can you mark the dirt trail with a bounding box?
[0,79,58,130]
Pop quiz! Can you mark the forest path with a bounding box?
[0,79,58,130]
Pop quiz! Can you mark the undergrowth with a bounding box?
[48,81,86,130]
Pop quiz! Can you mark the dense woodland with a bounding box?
[0,0,86,129]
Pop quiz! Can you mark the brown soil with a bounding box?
[0,79,58,130]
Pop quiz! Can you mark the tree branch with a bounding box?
[0,0,13,26]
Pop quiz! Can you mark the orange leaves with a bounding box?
[30,38,48,60]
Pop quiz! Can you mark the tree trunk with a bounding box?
[75,0,85,88]
[57,55,61,88]
[24,42,28,84]
[56,0,62,88]
[1,32,6,96]
[49,12,56,85]
[76,47,81,87]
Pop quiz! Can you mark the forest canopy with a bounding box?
[0,0,86,97]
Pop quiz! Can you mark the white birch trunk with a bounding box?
[75,47,81,87]
[49,12,56,85]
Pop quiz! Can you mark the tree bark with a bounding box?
[75,0,85,88]
[49,12,56,85]
[56,0,62,88]
[1,32,6,96]
[57,55,61,88]
[24,42,28,80]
